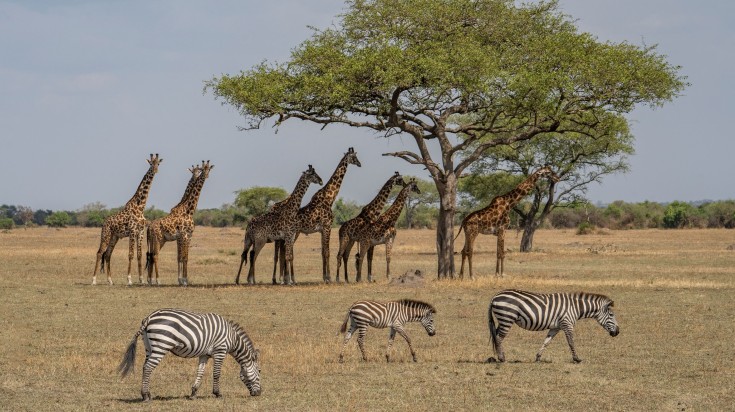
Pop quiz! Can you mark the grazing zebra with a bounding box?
[118,308,261,401]
[488,289,619,363]
[338,299,436,362]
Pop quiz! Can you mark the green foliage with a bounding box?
[663,201,698,229]
[0,217,14,230]
[234,186,289,220]
[333,198,362,226]
[144,206,167,221]
[45,211,71,228]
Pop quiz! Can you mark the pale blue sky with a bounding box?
[1,0,732,211]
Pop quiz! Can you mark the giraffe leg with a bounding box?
[235,238,251,285]
[335,235,350,283]
[321,228,331,283]
[496,228,505,277]
[127,236,135,286]
[247,240,266,285]
[366,246,375,282]
[355,241,368,283]
[177,237,191,286]
[283,237,296,285]
[92,228,112,285]
[341,240,355,283]
[536,329,560,362]
[189,355,209,399]
[136,229,145,284]
[384,237,394,281]
[105,236,119,285]
[271,240,279,285]
[465,230,477,280]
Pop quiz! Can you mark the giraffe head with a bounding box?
[389,171,406,188]
[534,165,560,183]
[304,164,323,186]
[404,178,421,195]
[147,153,163,173]
[199,160,214,179]
[344,147,361,168]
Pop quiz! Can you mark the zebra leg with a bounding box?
[395,327,417,362]
[561,323,582,363]
[140,355,161,402]
[211,352,227,398]
[386,328,396,362]
[356,328,368,361]
[535,329,560,362]
[339,324,356,363]
[189,355,209,399]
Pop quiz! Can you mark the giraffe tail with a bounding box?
[454,225,464,241]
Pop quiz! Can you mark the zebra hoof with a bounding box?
[213,392,223,398]
[487,357,501,363]
[142,393,151,402]
[573,357,583,364]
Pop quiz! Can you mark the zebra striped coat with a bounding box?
[118,308,261,401]
[489,289,619,363]
[338,299,436,362]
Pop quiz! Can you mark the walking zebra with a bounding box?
[338,299,436,362]
[118,308,261,401]
[488,289,619,363]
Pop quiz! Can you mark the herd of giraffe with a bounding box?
[91,150,559,286]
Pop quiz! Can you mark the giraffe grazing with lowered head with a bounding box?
[274,148,361,283]
[92,154,162,286]
[335,172,405,283]
[457,166,560,279]
[235,165,323,285]
[353,178,421,283]
[146,160,213,286]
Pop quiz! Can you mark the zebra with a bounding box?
[338,299,436,362]
[488,289,619,363]
[118,308,261,401]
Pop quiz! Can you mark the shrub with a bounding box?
[45,211,71,228]
[0,217,14,230]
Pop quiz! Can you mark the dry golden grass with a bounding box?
[1,227,734,411]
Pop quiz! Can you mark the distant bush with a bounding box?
[0,217,14,230]
[45,211,71,228]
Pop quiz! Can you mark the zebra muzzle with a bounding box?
[609,327,619,337]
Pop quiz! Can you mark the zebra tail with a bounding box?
[488,304,500,358]
[118,329,141,378]
[337,312,350,336]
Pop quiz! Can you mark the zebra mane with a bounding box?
[580,292,614,307]
[228,320,256,353]
[397,299,437,313]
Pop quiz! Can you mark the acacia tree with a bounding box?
[207,0,686,278]
[463,117,634,251]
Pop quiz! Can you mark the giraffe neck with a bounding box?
[124,165,156,214]
[498,172,543,209]
[283,173,313,210]
[358,178,396,221]
[314,156,349,207]
[378,185,411,225]
[171,172,201,212]
[181,174,207,217]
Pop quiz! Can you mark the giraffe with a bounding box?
[353,178,420,282]
[143,163,201,285]
[274,147,361,283]
[92,153,162,286]
[335,172,405,283]
[235,165,323,285]
[457,165,560,279]
[146,160,214,286]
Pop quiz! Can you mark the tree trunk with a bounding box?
[435,174,457,279]
[519,222,537,252]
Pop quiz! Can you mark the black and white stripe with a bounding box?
[489,289,619,363]
[338,299,436,362]
[119,308,261,401]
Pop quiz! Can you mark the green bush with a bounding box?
[45,211,71,228]
[0,217,14,230]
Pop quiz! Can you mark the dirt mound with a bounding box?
[388,269,426,287]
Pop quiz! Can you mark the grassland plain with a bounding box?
[0,227,733,411]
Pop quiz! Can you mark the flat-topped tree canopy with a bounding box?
[207,0,686,278]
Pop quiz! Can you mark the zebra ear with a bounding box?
[608,300,615,308]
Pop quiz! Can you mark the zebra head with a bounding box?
[421,309,437,337]
[239,348,261,396]
[596,301,620,337]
